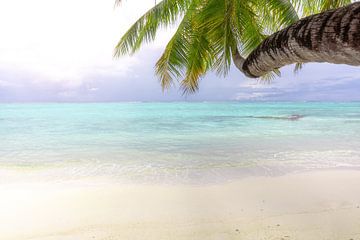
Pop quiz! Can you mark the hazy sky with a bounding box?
[0,0,359,102]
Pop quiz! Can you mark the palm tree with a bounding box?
[114,0,354,93]
[235,2,360,78]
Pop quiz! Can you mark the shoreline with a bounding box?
[2,164,360,186]
[1,170,360,239]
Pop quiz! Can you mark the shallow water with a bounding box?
[1,102,360,183]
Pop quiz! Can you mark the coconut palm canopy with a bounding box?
[114,0,352,93]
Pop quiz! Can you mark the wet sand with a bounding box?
[1,170,360,240]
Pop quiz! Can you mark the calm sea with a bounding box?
[1,102,360,183]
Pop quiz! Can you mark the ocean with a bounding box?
[1,102,360,184]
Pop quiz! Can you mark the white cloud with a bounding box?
[230,63,360,101]
[0,0,169,86]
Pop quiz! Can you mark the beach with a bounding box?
[1,102,360,239]
[1,170,360,240]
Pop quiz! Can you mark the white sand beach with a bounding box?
[1,170,360,240]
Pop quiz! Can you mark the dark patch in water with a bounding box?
[203,115,305,122]
[246,114,305,121]
[345,120,360,123]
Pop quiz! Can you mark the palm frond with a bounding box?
[291,0,351,16]
[197,0,235,76]
[294,62,304,73]
[155,0,212,93]
[180,28,213,94]
[114,0,190,57]
[155,11,193,90]
[115,0,352,93]
[260,68,281,82]
[256,0,299,33]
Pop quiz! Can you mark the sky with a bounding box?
[0,0,359,102]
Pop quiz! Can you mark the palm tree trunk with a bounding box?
[234,2,360,78]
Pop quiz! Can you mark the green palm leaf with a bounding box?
[114,0,190,56]
[115,0,353,93]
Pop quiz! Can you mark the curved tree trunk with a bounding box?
[234,2,360,78]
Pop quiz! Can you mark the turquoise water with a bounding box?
[1,102,360,183]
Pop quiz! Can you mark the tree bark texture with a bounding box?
[234,2,360,78]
